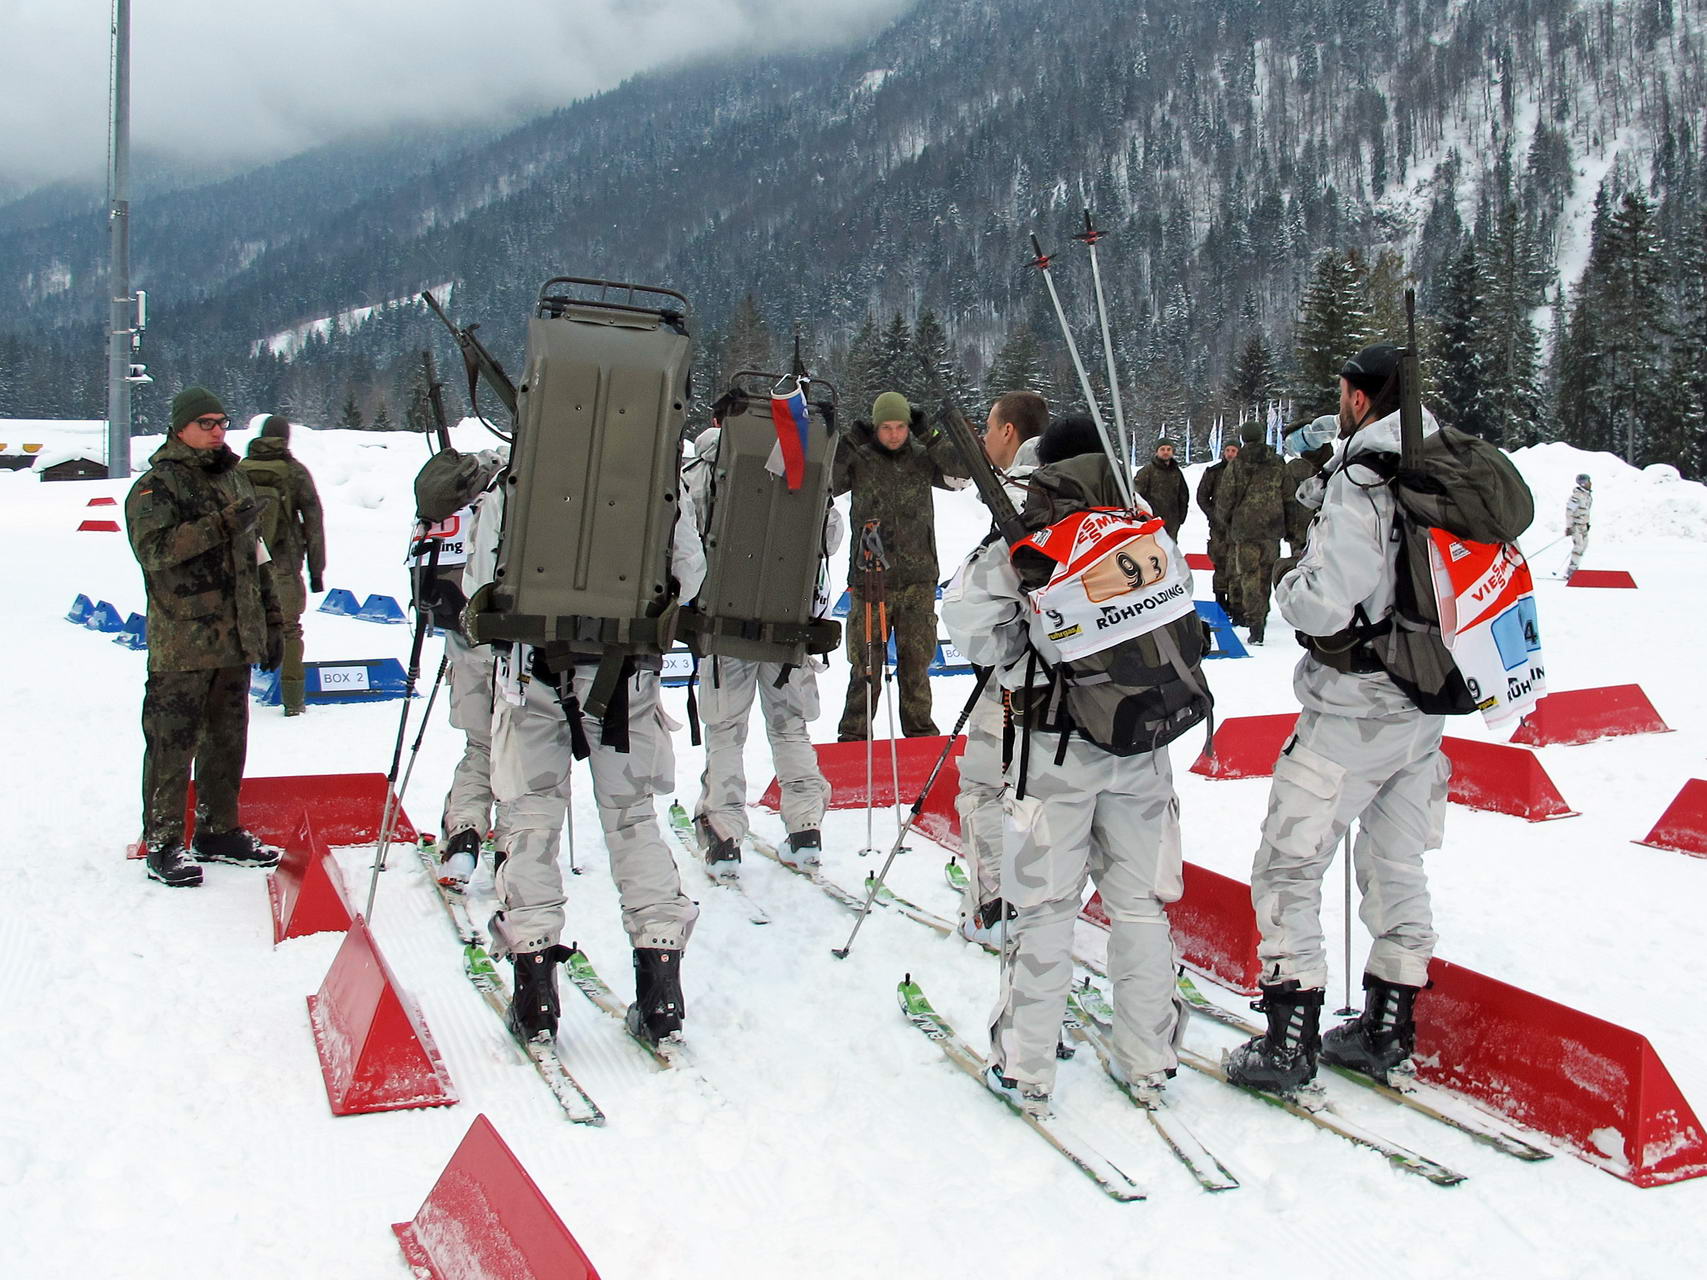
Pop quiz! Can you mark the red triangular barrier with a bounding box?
[126,771,416,858]
[1635,779,1707,858]
[394,1115,601,1279]
[1186,551,1215,571]
[1511,684,1672,747]
[1416,958,1707,1186]
[306,915,457,1116]
[77,519,120,532]
[1189,713,1298,779]
[1566,569,1638,588]
[1441,737,1578,821]
[269,810,355,943]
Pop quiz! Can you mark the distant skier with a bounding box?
[1564,473,1593,578]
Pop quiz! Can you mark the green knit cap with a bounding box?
[871,391,911,425]
[172,386,226,434]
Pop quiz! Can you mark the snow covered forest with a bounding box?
[1,0,1704,478]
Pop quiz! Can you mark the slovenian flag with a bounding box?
[767,379,812,490]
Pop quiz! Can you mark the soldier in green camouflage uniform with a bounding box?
[126,387,283,887]
[832,392,973,740]
[1130,438,1190,541]
[1216,421,1287,644]
[239,415,327,715]
[1195,442,1238,618]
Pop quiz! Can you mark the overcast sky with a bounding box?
[0,0,913,190]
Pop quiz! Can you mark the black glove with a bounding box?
[262,623,284,672]
[309,571,324,593]
[222,497,260,538]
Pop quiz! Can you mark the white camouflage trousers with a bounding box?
[992,731,1185,1094]
[1565,521,1590,576]
[1250,706,1448,991]
[695,656,829,842]
[441,630,501,840]
[952,680,1007,917]
[489,658,698,955]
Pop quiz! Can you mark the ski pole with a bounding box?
[877,593,906,844]
[1028,234,1136,511]
[858,521,887,856]
[1336,827,1357,1017]
[1526,534,1567,560]
[366,644,447,918]
[1072,209,1131,471]
[831,665,994,959]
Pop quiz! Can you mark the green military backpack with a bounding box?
[240,457,297,562]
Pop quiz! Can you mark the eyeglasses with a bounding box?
[189,416,230,430]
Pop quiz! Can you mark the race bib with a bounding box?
[1427,532,1545,728]
[1018,510,1197,663]
[408,507,473,567]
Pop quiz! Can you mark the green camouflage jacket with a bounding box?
[239,436,327,576]
[126,437,279,672]
[830,411,972,589]
[1283,454,1319,548]
[1195,458,1231,529]
[1131,456,1190,537]
[1217,440,1287,541]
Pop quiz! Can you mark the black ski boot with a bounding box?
[145,838,203,888]
[781,827,821,871]
[507,945,570,1043]
[625,947,685,1044]
[191,827,281,867]
[1224,980,1324,1092]
[695,817,741,876]
[1321,973,1422,1079]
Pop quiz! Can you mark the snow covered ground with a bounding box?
[4,421,1704,1278]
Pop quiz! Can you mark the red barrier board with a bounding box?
[1189,713,1298,779]
[307,915,457,1116]
[1082,863,1261,995]
[1416,958,1707,1186]
[394,1115,601,1280]
[1186,552,1215,571]
[77,519,120,532]
[86,496,117,506]
[1566,569,1638,588]
[269,810,355,943]
[1441,736,1578,821]
[126,771,415,858]
[1635,779,1707,858]
[1511,684,1672,747]
[761,738,965,852]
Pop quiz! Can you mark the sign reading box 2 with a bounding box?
[317,664,373,692]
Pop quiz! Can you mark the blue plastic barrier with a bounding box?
[113,612,148,650]
[355,593,407,624]
[1196,600,1248,660]
[66,594,94,625]
[251,657,414,706]
[318,588,361,616]
[86,600,126,633]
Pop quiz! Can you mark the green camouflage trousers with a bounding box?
[268,564,307,711]
[141,665,251,844]
[1225,539,1279,629]
[837,581,939,740]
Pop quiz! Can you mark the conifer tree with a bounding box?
[1435,240,1494,440]
[1293,249,1375,418]
[338,391,364,430]
[984,325,1056,409]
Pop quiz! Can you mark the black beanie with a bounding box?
[1036,414,1104,465]
[260,414,291,440]
[1238,421,1265,445]
[171,386,226,434]
[1340,344,1401,398]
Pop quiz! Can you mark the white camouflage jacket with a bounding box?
[1276,406,1441,717]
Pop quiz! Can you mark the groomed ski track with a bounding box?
[6,425,1706,1278]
